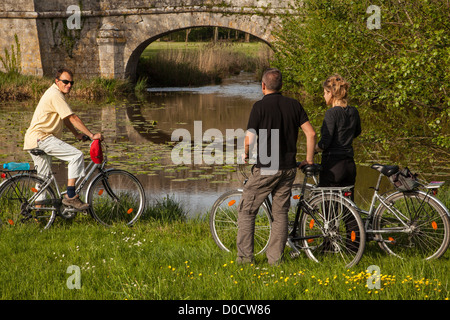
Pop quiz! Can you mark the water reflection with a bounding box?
[120,72,386,215]
[1,73,448,216]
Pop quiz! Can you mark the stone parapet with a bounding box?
[0,0,296,79]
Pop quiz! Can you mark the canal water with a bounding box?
[0,72,447,216]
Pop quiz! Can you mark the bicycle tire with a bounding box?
[373,191,450,260]
[0,174,57,230]
[298,193,365,268]
[209,189,272,255]
[86,169,145,227]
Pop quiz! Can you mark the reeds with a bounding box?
[138,42,273,87]
[0,72,133,102]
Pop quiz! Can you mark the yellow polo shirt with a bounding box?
[23,83,74,150]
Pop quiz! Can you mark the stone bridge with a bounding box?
[0,0,295,80]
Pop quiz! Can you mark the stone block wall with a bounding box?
[0,0,293,79]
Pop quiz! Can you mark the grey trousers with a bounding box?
[29,135,85,180]
[236,167,296,265]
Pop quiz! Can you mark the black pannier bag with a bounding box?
[388,167,420,191]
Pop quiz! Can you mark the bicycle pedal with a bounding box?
[289,251,300,259]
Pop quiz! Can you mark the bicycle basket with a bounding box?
[90,139,103,164]
[388,167,419,191]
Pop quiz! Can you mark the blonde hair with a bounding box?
[322,74,350,105]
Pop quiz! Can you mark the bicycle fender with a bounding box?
[383,190,450,219]
[307,192,356,208]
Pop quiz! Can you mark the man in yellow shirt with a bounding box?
[24,68,103,210]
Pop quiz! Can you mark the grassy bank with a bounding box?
[137,41,272,87]
[0,191,449,301]
[0,71,137,102]
[0,219,448,301]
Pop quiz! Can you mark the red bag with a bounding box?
[90,139,103,164]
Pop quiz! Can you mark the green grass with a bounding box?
[141,41,269,59]
[0,215,448,300]
[0,71,134,102]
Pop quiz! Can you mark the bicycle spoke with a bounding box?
[373,191,450,260]
[88,170,145,227]
[0,175,56,229]
[210,190,271,255]
[299,194,365,268]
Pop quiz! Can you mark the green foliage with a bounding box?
[273,0,450,152]
[0,34,21,74]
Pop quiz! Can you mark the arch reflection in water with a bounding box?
[120,74,263,215]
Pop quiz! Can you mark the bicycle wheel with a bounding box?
[0,174,57,230]
[299,193,365,268]
[87,169,145,226]
[373,191,450,260]
[210,190,272,255]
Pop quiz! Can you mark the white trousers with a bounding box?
[29,135,85,180]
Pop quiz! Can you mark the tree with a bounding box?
[273,0,449,154]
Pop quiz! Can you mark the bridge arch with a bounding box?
[0,1,292,79]
[121,13,276,81]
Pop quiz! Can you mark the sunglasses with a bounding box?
[57,78,74,85]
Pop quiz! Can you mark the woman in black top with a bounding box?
[316,74,361,199]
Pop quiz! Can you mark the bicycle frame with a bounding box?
[354,172,450,236]
[13,150,107,215]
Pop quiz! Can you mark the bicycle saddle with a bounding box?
[370,164,399,177]
[301,163,322,176]
[29,148,47,156]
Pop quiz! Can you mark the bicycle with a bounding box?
[340,163,450,260]
[0,138,146,229]
[209,164,366,268]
